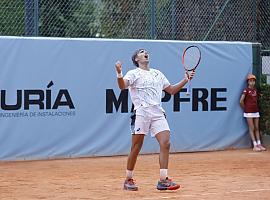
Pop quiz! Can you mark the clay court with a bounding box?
[0,148,269,200]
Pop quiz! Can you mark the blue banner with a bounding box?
[0,37,252,160]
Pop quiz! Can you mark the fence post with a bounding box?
[24,0,39,36]
[203,0,230,41]
[151,0,156,39]
[252,43,262,85]
[252,0,257,42]
[34,0,39,36]
[171,0,176,40]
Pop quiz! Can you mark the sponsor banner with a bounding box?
[0,37,252,160]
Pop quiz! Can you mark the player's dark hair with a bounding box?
[132,49,144,67]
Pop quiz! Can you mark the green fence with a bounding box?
[0,0,269,48]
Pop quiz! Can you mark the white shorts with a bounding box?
[243,112,260,118]
[130,105,170,137]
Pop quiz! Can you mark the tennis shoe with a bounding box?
[258,144,266,151]
[253,145,261,152]
[123,178,138,191]
[157,177,180,190]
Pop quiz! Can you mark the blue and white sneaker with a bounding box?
[123,178,138,191]
[157,177,180,190]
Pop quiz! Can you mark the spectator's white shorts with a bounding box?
[243,112,260,118]
[130,105,170,137]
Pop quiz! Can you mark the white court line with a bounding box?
[141,188,270,199]
[231,188,270,193]
[142,196,182,199]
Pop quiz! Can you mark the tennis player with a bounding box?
[240,74,266,152]
[115,49,195,191]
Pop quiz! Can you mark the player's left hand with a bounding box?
[185,70,196,80]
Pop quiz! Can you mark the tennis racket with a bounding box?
[182,45,201,95]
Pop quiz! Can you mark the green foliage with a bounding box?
[100,0,127,38]
[0,0,269,47]
[65,1,100,38]
[0,0,25,36]
[100,0,150,39]
[258,83,270,135]
[261,74,267,84]
[39,0,76,37]
[39,0,100,38]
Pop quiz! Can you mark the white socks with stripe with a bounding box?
[126,169,168,180]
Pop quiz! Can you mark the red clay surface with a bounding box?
[0,149,270,200]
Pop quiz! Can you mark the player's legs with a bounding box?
[155,131,180,190]
[150,110,171,172]
[155,131,170,169]
[150,107,171,171]
[127,134,145,171]
[246,118,260,151]
[254,118,266,151]
[124,134,144,191]
[127,112,149,171]
[124,109,149,191]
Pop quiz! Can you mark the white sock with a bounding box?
[257,140,261,145]
[160,169,168,180]
[253,141,258,146]
[126,170,134,179]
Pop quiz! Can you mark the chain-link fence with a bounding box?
[262,50,270,83]
[0,0,269,49]
[0,0,25,36]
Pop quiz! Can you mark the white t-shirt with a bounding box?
[124,68,170,110]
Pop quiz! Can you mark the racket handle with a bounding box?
[186,79,191,95]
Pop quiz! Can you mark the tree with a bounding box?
[65,1,100,38]
[258,0,270,49]
[0,0,25,36]
[100,0,150,39]
[39,0,77,37]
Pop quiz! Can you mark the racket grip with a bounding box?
[186,79,191,95]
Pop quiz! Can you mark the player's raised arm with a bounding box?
[164,71,195,95]
[115,61,129,90]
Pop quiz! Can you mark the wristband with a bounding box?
[117,72,123,78]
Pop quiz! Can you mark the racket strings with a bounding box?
[183,48,201,70]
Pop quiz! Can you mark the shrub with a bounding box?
[258,83,270,135]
